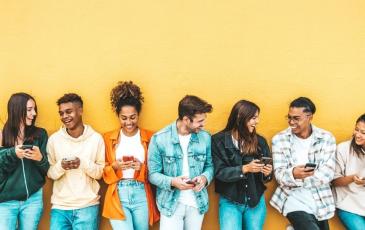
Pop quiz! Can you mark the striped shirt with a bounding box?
[269,125,336,221]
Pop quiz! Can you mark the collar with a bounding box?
[109,127,149,145]
[171,121,199,144]
[224,131,237,149]
[283,124,324,140]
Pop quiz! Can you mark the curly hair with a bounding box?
[110,81,144,114]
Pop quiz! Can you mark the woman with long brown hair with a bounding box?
[0,93,49,230]
[212,100,272,230]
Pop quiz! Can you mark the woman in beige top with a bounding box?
[332,114,365,230]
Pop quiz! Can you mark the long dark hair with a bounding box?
[224,100,260,155]
[350,113,365,158]
[1,93,39,147]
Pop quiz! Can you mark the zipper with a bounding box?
[21,159,30,199]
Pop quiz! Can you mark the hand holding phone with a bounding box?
[62,156,80,170]
[20,145,33,150]
[260,157,272,165]
[183,178,198,185]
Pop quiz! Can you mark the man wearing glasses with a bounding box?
[270,97,336,230]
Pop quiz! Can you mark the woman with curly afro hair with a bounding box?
[102,81,159,230]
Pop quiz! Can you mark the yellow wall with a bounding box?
[1,0,364,229]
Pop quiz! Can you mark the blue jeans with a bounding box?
[50,204,99,230]
[0,188,43,230]
[219,195,266,230]
[109,180,148,230]
[337,209,365,230]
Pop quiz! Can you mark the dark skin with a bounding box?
[287,107,316,179]
[58,102,84,170]
[111,105,142,172]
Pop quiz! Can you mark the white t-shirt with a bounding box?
[178,134,197,208]
[283,134,318,216]
[115,129,145,179]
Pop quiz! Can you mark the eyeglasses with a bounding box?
[285,114,311,123]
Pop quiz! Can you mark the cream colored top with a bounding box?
[47,125,105,210]
[333,140,365,216]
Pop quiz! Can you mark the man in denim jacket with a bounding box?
[148,95,213,230]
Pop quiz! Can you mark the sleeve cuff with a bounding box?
[55,160,66,174]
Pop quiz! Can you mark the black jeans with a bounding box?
[287,211,329,230]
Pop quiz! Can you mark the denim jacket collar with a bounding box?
[170,121,199,144]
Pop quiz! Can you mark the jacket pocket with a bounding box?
[163,156,177,176]
[193,153,207,172]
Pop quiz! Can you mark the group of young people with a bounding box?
[0,81,364,230]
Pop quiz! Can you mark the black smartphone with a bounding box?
[20,145,33,150]
[260,157,272,165]
[184,179,198,185]
[305,163,317,172]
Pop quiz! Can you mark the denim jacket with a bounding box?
[148,122,213,216]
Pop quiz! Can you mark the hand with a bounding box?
[61,157,80,170]
[23,146,43,162]
[171,176,195,190]
[353,175,365,186]
[191,175,207,192]
[261,164,273,177]
[112,159,132,171]
[292,165,314,179]
[131,159,142,171]
[242,159,264,174]
[15,145,26,159]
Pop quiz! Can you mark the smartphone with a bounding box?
[122,156,134,162]
[183,179,198,185]
[63,156,77,162]
[260,157,272,165]
[20,145,33,150]
[305,163,317,172]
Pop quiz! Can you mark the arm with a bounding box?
[80,136,105,180]
[200,136,214,185]
[33,129,50,175]
[303,135,336,188]
[272,136,303,188]
[212,137,246,182]
[0,147,19,182]
[148,135,174,191]
[47,138,66,180]
[260,138,273,182]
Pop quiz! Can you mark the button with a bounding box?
[247,197,251,200]
[245,185,248,188]
[240,174,243,178]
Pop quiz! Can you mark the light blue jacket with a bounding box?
[148,122,213,216]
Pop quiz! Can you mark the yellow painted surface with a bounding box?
[1,0,364,229]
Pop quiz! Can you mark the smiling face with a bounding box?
[354,121,365,148]
[58,102,83,131]
[287,107,313,138]
[247,111,259,133]
[119,105,139,136]
[184,113,207,134]
[25,99,37,126]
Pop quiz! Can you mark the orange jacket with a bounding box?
[102,128,160,225]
